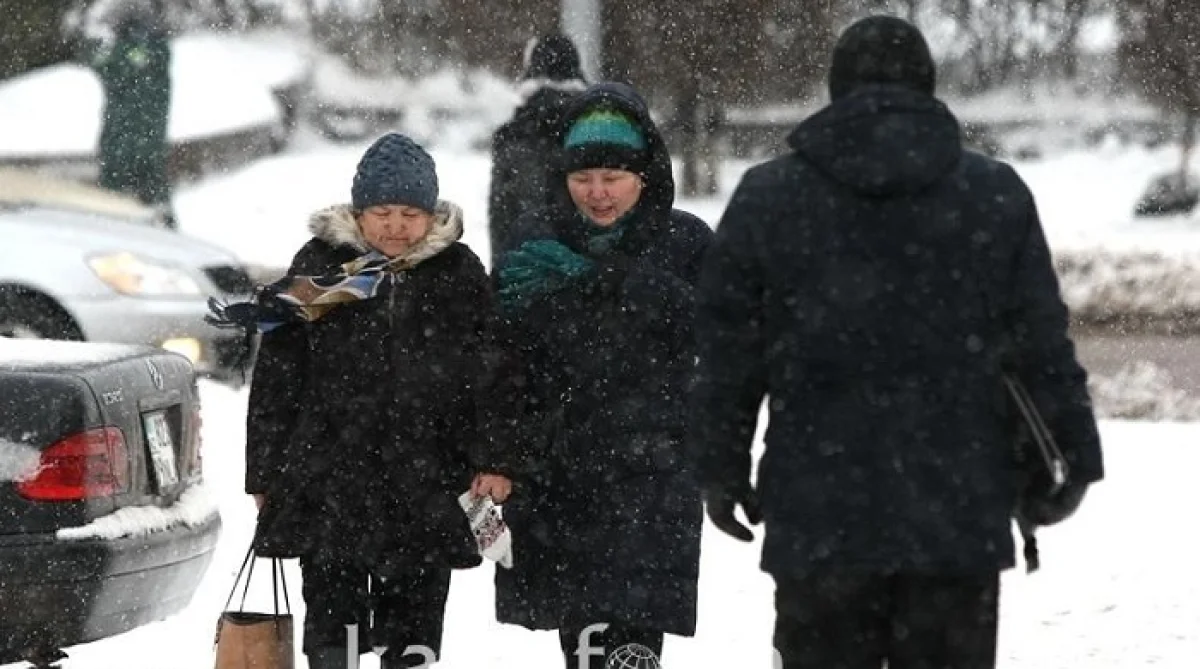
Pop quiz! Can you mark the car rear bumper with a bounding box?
[63,294,251,381]
[0,512,221,662]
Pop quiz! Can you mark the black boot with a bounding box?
[380,647,438,668]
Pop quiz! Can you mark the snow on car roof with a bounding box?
[0,339,155,371]
[0,168,155,221]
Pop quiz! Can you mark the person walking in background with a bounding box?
[487,34,587,269]
[89,4,176,227]
[689,15,1104,669]
[210,132,514,669]
[491,82,712,669]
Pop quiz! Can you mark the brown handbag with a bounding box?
[213,548,295,669]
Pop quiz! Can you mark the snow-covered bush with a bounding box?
[1089,361,1200,421]
[1057,249,1200,324]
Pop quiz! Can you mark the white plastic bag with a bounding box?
[457,491,514,569]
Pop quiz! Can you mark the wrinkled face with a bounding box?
[358,205,434,257]
[567,168,644,227]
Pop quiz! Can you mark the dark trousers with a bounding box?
[772,570,999,669]
[558,621,665,669]
[300,552,451,669]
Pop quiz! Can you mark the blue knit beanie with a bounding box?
[562,108,649,174]
[351,133,439,213]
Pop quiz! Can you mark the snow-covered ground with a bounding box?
[32,383,1200,669]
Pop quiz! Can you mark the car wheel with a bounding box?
[0,291,84,341]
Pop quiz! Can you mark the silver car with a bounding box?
[0,169,254,383]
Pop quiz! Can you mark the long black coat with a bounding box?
[493,83,712,636]
[690,85,1105,578]
[488,80,585,269]
[245,202,511,577]
[92,21,172,206]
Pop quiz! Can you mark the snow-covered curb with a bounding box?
[1057,248,1200,327]
[56,482,220,541]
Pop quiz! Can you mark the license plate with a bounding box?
[143,411,179,491]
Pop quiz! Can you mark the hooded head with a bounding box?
[788,16,959,198]
[522,34,584,82]
[549,82,675,243]
[828,15,936,101]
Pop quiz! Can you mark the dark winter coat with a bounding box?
[245,201,512,577]
[92,21,172,205]
[488,79,586,269]
[493,83,712,636]
[690,84,1105,578]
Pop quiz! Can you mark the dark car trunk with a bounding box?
[0,341,213,663]
[0,343,200,537]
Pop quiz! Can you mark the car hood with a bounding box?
[0,207,240,268]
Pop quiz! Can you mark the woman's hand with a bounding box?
[471,473,513,504]
[252,493,266,511]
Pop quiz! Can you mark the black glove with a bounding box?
[704,485,762,542]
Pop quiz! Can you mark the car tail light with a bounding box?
[16,427,130,501]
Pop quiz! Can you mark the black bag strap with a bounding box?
[1002,373,1069,494]
[222,546,292,616]
[272,556,292,615]
[223,545,255,614]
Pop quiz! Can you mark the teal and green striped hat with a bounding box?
[562,107,649,174]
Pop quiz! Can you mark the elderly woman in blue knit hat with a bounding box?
[490,82,713,669]
[211,132,514,669]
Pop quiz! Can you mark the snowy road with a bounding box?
[10,382,1195,669]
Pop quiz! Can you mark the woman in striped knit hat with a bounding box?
[491,82,713,668]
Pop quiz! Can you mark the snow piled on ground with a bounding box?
[1057,249,1200,319]
[1089,362,1200,421]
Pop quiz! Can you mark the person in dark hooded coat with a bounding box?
[491,82,712,668]
[689,16,1104,669]
[220,133,514,669]
[487,34,587,269]
[91,7,174,223]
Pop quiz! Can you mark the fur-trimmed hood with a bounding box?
[307,199,464,265]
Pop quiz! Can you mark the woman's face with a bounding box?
[567,168,644,227]
[358,205,434,257]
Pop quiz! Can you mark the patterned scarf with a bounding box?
[208,252,413,333]
[207,201,462,333]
